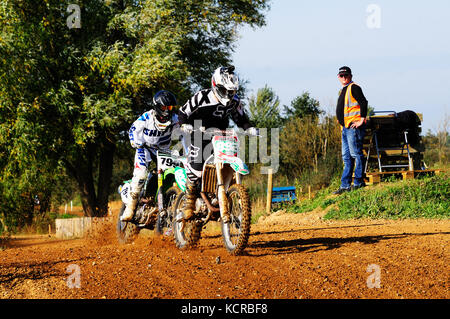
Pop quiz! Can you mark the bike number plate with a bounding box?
[212,135,238,159]
[157,154,177,170]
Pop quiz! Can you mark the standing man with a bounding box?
[334,66,368,194]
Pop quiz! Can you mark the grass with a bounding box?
[286,178,340,214]
[287,172,449,220]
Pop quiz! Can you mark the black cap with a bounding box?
[338,66,352,76]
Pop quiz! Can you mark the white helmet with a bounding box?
[211,66,239,105]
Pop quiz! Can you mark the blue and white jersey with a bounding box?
[128,109,179,151]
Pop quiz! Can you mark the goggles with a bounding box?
[160,105,174,111]
[217,85,236,99]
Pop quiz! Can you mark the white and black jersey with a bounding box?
[178,89,252,183]
[178,89,251,130]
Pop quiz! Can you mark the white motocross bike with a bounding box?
[171,128,256,255]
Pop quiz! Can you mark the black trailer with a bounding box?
[363,110,428,183]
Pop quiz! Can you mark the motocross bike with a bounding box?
[116,148,186,244]
[172,128,256,255]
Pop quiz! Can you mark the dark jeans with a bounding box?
[341,125,366,188]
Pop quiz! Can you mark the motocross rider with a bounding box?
[121,90,179,222]
[178,66,258,220]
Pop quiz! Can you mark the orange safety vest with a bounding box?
[343,82,362,128]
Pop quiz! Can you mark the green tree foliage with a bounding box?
[0,0,270,222]
[423,131,450,166]
[279,115,341,186]
[422,114,449,167]
[247,85,282,128]
[283,91,323,121]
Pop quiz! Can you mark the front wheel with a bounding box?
[221,184,252,255]
[172,192,202,249]
[155,186,181,236]
[117,203,140,244]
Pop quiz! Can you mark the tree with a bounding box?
[423,113,450,166]
[280,115,341,180]
[247,85,283,128]
[0,0,270,219]
[283,91,323,121]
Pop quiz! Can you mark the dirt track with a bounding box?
[0,209,449,299]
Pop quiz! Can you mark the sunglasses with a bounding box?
[160,105,174,111]
[338,74,350,78]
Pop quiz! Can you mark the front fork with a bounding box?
[216,162,230,223]
[157,169,164,213]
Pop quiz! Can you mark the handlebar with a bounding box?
[181,126,260,137]
[155,149,187,162]
[144,146,178,158]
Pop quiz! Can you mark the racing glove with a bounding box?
[180,124,194,134]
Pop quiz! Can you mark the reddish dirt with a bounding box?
[1,208,449,299]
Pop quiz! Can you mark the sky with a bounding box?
[232,0,450,133]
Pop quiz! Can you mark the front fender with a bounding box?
[163,167,176,180]
[174,167,187,192]
[221,156,250,175]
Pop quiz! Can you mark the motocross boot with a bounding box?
[183,182,198,220]
[121,192,139,222]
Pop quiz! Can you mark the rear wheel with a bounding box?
[155,186,181,236]
[221,184,251,255]
[116,203,140,244]
[172,192,202,249]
